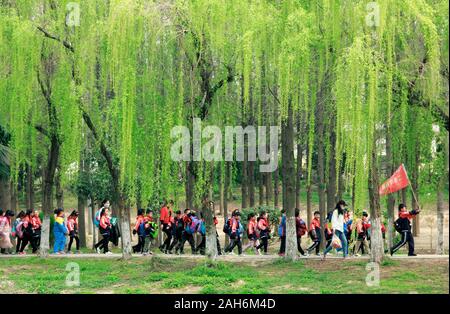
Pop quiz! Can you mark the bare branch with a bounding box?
[36,26,74,53]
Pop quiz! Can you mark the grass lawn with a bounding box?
[0,257,447,294]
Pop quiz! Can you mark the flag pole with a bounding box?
[402,163,421,210]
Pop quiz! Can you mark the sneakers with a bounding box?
[278,253,285,257]
[96,247,101,254]
[408,253,417,256]
[104,251,113,255]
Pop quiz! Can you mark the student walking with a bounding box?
[0,210,14,253]
[306,211,322,256]
[242,213,260,254]
[94,206,112,254]
[159,200,174,254]
[225,211,243,255]
[390,204,420,256]
[18,210,37,254]
[255,211,270,254]
[354,212,371,256]
[67,210,80,254]
[278,210,287,256]
[142,209,157,255]
[295,208,307,256]
[132,209,145,253]
[12,211,25,254]
[53,208,68,254]
[177,209,196,254]
[322,200,349,260]
[30,209,42,252]
[168,210,183,254]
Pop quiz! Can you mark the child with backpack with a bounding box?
[390,203,420,256]
[53,208,68,254]
[132,208,145,253]
[177,209,196,255]
[142,209,158,255]
[225,211,243,255]
[67,210,80,254]
[278,209,287,256]
[196,212,206,255]
[255,211,270,254]
[159,200,174,254]
[12,211,25,254]
[242,213,259,254]
[354,211,371,256]
[0,210,14,253]
[18,210,36,254]
[30,209,42,253]
[306,211,322,256]
[168,210,183,254]
[94,206,112,254]
[295,208,307,256]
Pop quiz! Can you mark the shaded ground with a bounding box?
[0,255,447,294]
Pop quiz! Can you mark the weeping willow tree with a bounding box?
[334,0,442,262]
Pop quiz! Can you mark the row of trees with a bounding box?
[0,0,448,262]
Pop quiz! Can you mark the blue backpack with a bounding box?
[185,216,199,234]
[138,221,146,236]
[223,218,232,235]
[278,216,286,237]
[94,209,102,227]
[199,221,206,235]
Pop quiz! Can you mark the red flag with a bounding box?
[379,164,410,196]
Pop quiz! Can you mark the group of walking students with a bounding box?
[0,198,420,257]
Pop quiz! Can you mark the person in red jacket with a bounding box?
[18,210,35,254]
[159,200,174,254]
[30,209,42,253]
[176,208,196,254]
[295,208,308,256]
[390,203,420,256]
[255,211,270,254]
[306,211,321,256]
[243,213,259,254]
[132,208,145,253]
[67,210,80,254]
[94,207,112,254]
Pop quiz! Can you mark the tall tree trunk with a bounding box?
[224,161,231,246]
[385,128,396,250]
[316,102,327,248]
[241,147,248,209]
[258,164,264,206]
[203,195,218,259]
[296,142,302,210]
[10,180,17,211]
[435,175,445,254]
[0,177,10,211]
[327,128,337,213]
[273,165,280,208]
[25,163,34,210]
[368,139,384,264]
[77,151,87,248]
[265,172,271,206]
[282,104,297,260]
[219,162,224,215]
[306,143,312,226]
[40,136,60,258]
[55,166,63,209]
[411,148,420,236]
[248,160,255,207]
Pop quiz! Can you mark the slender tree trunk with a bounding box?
[219,162,224,215]
[55,166,63,209]
[10,180,17,211]
[40,136,60,258]
[26,164,34,210]
[258,164,264,206]
[242,147,248,209]
[265,172,271,206]
[248,160,255,207]
[203,196,218,259]
[224,161,231,247]
[327,128,337,213]
[77,151,87,248]
[296,142,302,210]
[385,128,396,250]
[273,166,280,208]
[435,175,444,254]
[306,143,312,226]
[316,102,327,248]
[282,104,297,260]
[369,139,384,264]
[0,177,10,211]
[411,149,420,236]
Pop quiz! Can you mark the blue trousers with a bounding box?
[53,234,66,253]
[324,230,348,257]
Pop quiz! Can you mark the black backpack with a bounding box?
[223,218,232,235]
[394,218,403,233]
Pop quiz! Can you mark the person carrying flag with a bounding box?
[390,204,420,256]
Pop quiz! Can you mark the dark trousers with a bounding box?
[16,237,22,253]
[216,232,222,255]
[256,231,268,253]
[95,229,110,253]
[161,224,172,251]
[19,233,37,253]
[169,233,182,251]
[132,235,145,253]
[225,236,242,255]
[177,232,196,254]
[279,236,286,254]
[307,238,321,254]
[391,231,415,255]
[68,233,80,252]
[297,236,305,255]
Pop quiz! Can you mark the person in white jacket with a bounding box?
[322,200,349,260]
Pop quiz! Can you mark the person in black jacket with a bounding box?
[390,204,420,256]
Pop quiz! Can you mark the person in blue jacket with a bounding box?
[278,209,287,256]
[53,208,68,254]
